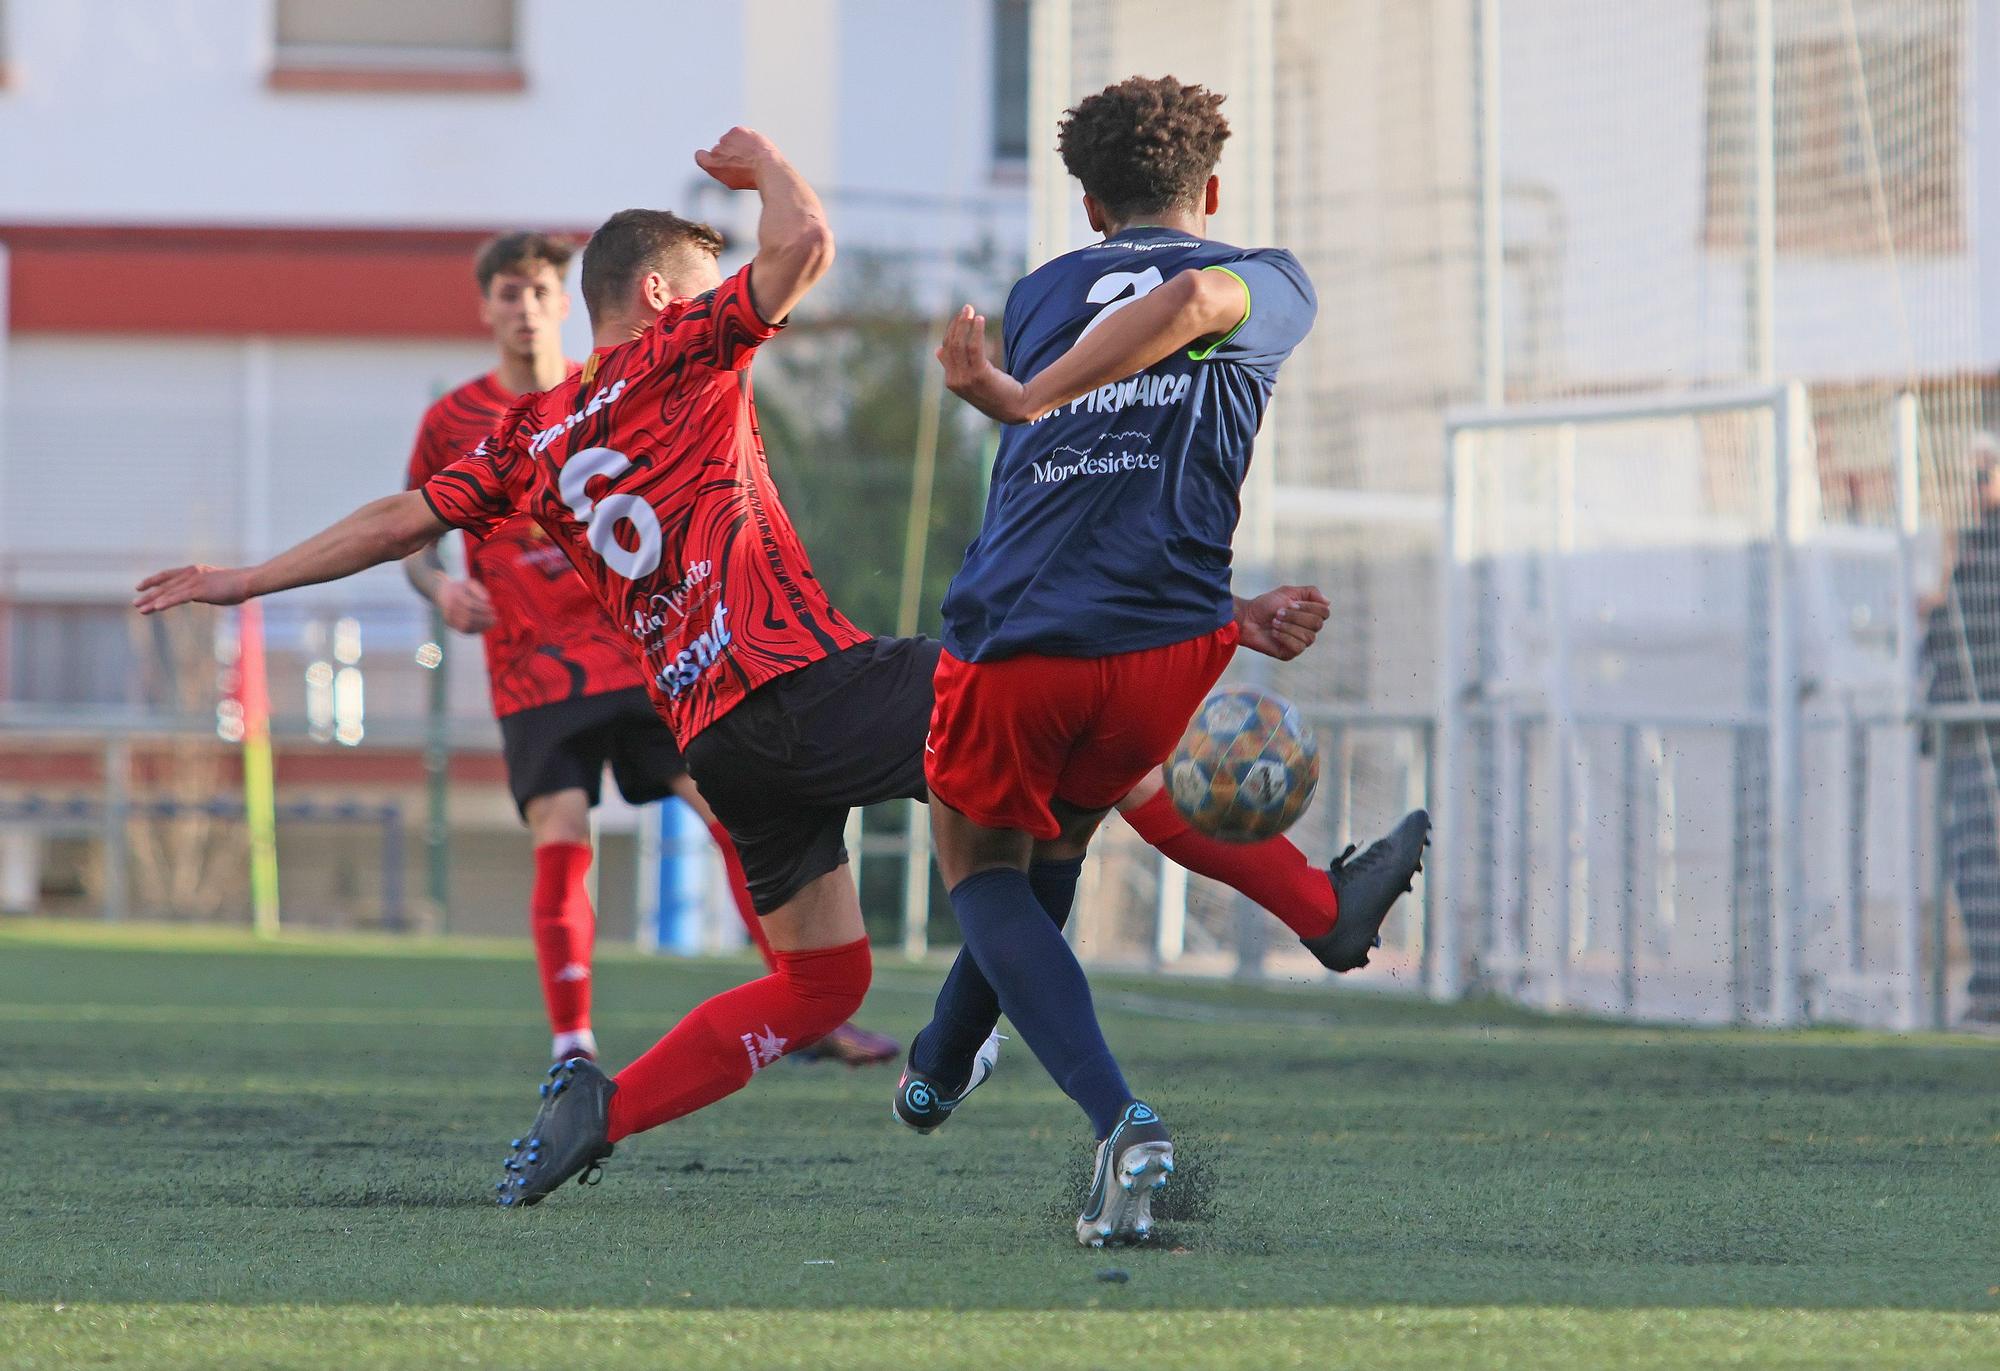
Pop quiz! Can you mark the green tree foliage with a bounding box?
[753,257,997,638]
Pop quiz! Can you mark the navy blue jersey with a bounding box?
[940,227,1316,662]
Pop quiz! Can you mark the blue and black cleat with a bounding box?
[891,1030,1002,1135]
[495,1056,616,1207]
[1303,809,1431,973]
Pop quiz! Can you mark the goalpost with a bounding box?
[1438,384,1927,1027]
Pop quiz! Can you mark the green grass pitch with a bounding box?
[2,920,1996,1369]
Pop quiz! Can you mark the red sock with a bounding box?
[1122,788,1338,940]
[708,819,777,973]
[530,841,596,1035]
[607,937,871,1141]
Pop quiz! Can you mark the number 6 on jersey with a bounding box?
[559,446,662,581]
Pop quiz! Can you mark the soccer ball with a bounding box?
[1166,685,1319,843]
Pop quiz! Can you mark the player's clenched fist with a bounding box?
[133,564,252,615]
[695,127,783,189]
[1234,584,1332,662]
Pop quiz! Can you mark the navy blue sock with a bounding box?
[935,866,1130,1137]
[912,858,1085,1089]
[1027,856,1086,927]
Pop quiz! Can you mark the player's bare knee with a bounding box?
[930,793,1033,886]
[525,789,592,848]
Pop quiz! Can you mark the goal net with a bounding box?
[1037,0,1987,1021]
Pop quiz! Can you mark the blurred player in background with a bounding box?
[1921,433,2000,1024]
[914,76,1430,1244]
[401,231,897,1066]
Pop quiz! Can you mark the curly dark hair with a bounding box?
[1057,76,1231,221]
[472,231,576,294]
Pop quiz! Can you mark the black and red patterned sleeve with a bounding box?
[420,427,523,540]
[656,263,784,372]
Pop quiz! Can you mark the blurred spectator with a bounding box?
[1922,432,2000,1022]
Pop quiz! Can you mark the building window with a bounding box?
[1703,0,1963,254]
[992,0,1031,167]
[271,0,522,92]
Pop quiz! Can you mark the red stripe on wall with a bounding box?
[0,224,587,338]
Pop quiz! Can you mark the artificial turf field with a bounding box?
[2,921,1995,1370]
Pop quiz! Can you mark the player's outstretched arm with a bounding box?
[695,126,834,326]
[937,268,1248,424]
[135,491,448,615]
[1234,585,1331,661]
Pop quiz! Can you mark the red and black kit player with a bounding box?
[136,124,1376,1211]
[138,128,925,1204]
[402,231,896,1067]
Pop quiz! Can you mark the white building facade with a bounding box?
[0,0,1029,721]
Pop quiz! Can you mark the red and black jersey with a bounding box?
[420,265,871,742]
[405,369,646,719]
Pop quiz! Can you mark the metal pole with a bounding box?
[380,804,405,930]
[1620,723,1639,1014]
[1325,723,1350,844]
[1749,0,1777,383]
[423,606,450,930]
[896,362,944,640]
[1548,424,1578,1009]
[1766,383,1805,1024]
[1154,853,1187,968]
[102,735,131,922]
[902,800,931,961]
[1931,719,1950,1029]
[1892,391,1924,1027]
[1027,0,1073,270]
[1420,719,1439,993]
[894,356,945,964]
[1239,0,1280,567]
[1477,0,1505,406]
[1431,427,1472,998]
[1845,708,1867,975]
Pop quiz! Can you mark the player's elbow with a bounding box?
[1173,268,1249,342]
[383,492,449,559]
[784,220,836,289]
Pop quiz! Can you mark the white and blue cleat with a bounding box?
[1075,1101,1174,1247]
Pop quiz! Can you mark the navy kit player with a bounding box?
[910,77,1430,1244]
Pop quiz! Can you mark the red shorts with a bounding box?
[926,624,1240,839]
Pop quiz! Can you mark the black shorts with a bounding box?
[497,687,687,818]
[684,636,940,915]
